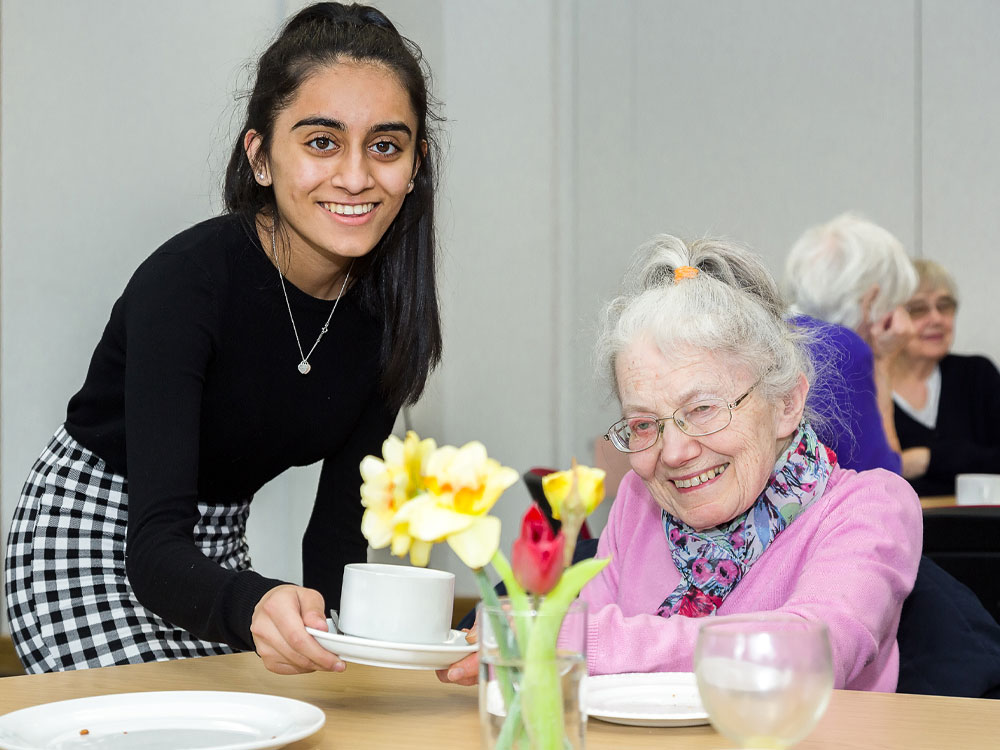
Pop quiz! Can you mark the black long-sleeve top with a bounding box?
[894,353,1000,496]
[65,214,396,651]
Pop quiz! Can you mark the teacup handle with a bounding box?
[329,610,341,634]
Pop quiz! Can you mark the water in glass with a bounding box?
[695,615,833,749]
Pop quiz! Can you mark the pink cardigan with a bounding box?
[579,466,922,691]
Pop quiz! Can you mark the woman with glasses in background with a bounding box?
[891,260,1000,495]
[580,235,921,690]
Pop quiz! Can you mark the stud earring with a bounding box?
[407,180,414,191]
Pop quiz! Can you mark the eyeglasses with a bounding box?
[905,296,957,321]
[604,380,760,453]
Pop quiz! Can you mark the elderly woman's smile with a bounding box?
[616,338,803,531]
[671,462,730,489]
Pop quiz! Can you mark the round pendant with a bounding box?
[297,360,311,375]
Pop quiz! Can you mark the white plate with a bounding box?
[306,619,476,670]
[0,690,325,750]
[586,672,710,727]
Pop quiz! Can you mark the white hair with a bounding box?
[783,213,918,330]
[595,235,815,416]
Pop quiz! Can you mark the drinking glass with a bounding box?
[694,615,833,749]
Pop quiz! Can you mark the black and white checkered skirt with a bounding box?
[5,426,252,673]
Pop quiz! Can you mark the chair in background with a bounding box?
[522,468,592,540]
[896,555,1000,698]
[921,505,1000,624]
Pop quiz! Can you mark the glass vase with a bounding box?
[477,597,587,750]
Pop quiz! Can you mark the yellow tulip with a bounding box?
[541,464,606,520]
[542,463,606,567]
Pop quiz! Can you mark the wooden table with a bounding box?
[920,495,956,509]
[1,652,998,749]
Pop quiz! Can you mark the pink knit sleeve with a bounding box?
[578,473,707,675]
[770,469,923,690]
[576,468,922,689]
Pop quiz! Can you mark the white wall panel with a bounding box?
[428,0,564,592]
[921,0,1000,363]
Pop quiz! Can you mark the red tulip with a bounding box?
[511,504,566,595]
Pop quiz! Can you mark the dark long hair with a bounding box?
[224,2,441,410]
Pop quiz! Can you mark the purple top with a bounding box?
[793,315,902,474]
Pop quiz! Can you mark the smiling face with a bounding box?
[246,60,420,276]
[615,337,805,530]
[904,286,957,363]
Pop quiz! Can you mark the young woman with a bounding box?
[5,2,441,676]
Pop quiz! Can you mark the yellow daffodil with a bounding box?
[403,441,518,569]
[359,431,437,562]
[541,464,606,520]
[542,462,606,567]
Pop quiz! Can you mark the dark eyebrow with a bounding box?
[370,121,413,137]
[292,116,346,131]
[291,116,412,138]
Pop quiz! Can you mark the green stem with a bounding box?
[490,550,533,646]
[519,556,611,750]
[541,556,611,616]
[474,568,520,661]
[494,690,524,749]
[473,568,526,750]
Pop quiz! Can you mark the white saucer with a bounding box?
[586,672,710,727]
[306,619,476,670]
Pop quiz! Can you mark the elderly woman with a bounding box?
[783,213,918,474]
[582,235,921,691]
[891,260,1000,494]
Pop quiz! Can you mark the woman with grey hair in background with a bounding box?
[575,235,921,690]
[783,213,918,474]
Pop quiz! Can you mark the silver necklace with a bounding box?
[270,226,352,375]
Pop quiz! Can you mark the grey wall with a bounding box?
[2,0,999,633]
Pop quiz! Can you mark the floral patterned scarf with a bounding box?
[656,422,835,618]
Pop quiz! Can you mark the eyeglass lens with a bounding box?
[906,297,957,319]
[614,398,731,450]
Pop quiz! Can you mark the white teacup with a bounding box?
[956,474,1000,506]
[338,563,455,644]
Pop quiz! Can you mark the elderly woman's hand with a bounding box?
[902,446,931,479]
[865,305,915,362]
[435,622,479,686]
[250,584,346,675]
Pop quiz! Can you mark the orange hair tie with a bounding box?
[674,265,699,281]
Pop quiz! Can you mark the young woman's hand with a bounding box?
[435,622,478,686]
[251,584,345,675]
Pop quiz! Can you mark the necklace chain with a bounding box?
[270,225,352,375]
